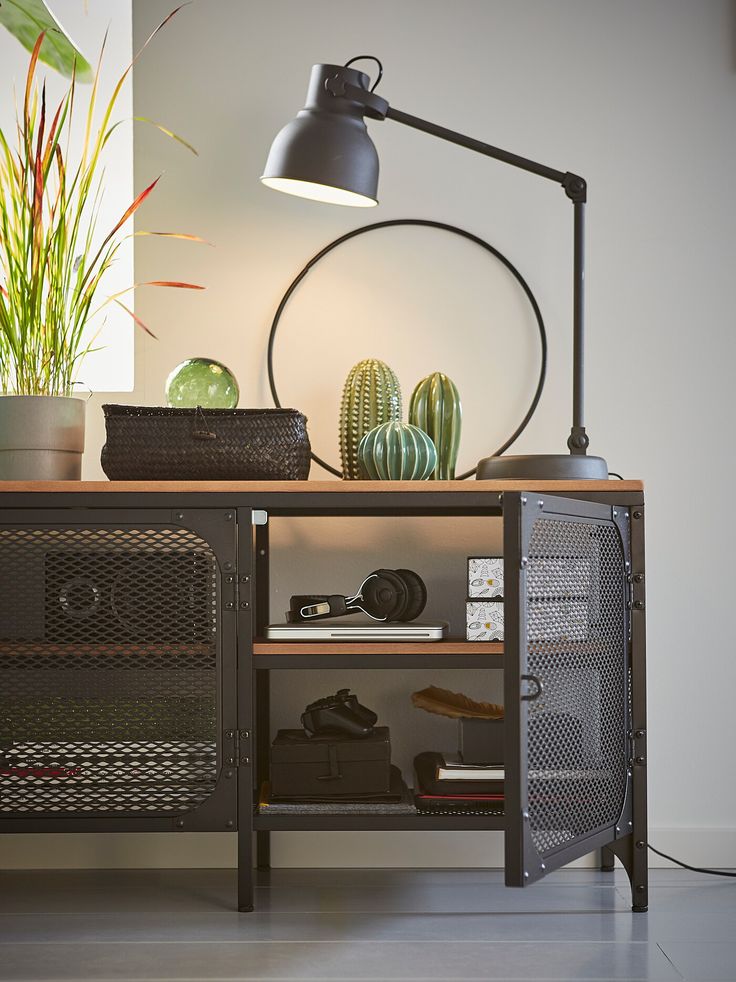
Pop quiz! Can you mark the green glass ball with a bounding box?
[165,358,239,409]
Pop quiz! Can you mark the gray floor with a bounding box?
[0,868,734,980]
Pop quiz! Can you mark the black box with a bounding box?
[459,717,504,765]
[270,727,391,799]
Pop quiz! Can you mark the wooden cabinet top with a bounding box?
[0,479,642,493]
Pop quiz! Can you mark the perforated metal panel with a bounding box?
[0,525,220,816]
[524,516,628,857]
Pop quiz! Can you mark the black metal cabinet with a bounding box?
[0,484,646,913]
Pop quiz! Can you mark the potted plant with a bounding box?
[0,10,202,479]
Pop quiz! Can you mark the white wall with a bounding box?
[4,0,735,870]
[0,0,134,391]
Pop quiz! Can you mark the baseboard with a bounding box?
[0,833,237,870]
[1,828,733,870]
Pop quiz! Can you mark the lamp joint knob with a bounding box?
[324,71,389,119]
[563,172,587,203]
[567,426,590,454]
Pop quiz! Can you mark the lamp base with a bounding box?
[476,453,609,481]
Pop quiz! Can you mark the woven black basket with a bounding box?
[101,405,311,481]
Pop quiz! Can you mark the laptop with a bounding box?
[266,621,447,641]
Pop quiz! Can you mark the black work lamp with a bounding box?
[262,57,608,481]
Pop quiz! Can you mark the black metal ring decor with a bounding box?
[267,219,548,479]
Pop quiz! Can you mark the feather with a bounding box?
[411,686,504,720]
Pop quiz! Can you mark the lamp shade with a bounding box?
[261,64,379,207]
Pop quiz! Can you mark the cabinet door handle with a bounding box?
[521,674,543,701]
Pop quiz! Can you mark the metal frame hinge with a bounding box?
[222,562,252,611]
[626,573,634,610]
[223,570,239,610]
[236,573,251,612]
[627,728,647,768]
[224,729,251,768]
[631,570,645,611]
[224,729,238,767]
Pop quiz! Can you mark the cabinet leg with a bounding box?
[600,846,615,871]
[630,838,649,912]
[255,668,271,869]
[628,502,648,912]
[609,834,648,912]
[257,831,271,871]
[238,817,254,912]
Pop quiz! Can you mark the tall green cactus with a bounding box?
[409,372,462,480]
[340,359,402,480]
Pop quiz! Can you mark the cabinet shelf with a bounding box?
[253,813,505,831]
[252,640,503,669]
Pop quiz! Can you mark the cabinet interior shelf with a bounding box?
[252,639,503,669]
[253,640,502,655]
[253,813,505,831]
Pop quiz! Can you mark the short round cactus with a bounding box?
[358,421,437,481]
[340,359,402,480]
[409,372,462,480]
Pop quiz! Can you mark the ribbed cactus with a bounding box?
[340,359,402,480]
[358,422,437,481]
[409,372,462,480]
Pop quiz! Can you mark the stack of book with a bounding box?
[414,751,504,816]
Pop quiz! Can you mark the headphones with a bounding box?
[288,568,427,624]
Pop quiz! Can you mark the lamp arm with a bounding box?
[334,80,574,188]
[334,79,592,456]
[386,106,568,186]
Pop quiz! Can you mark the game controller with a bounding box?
[301,688,378,738]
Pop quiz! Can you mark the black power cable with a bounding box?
[648,844,736,878]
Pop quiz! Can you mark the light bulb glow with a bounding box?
[261,176,377,207]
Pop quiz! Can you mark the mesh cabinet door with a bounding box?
[0,510,237,829]
[504,493,632,885]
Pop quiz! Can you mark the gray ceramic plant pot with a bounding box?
[0,395,85,480]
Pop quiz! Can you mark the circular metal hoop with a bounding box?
[267,219,548,479]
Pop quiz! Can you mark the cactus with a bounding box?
[409,372,462,480]
[339,359,402,480]
[358,421,437,481]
